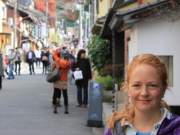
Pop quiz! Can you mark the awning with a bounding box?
[114,0,173,31]
[99,0,128,39]
[99,0,126,39]
[99,9,116,39]
[0,32,11,35]
[21,36,37,44]
[6,1,45,22]
[91,16,106,35]
[100,0,180,38]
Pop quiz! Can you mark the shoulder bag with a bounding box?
[46,63,60,83]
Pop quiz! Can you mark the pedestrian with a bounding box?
[14,48,21,75]
[26,48,36,75]
[34,48,42,67]
[3,54,9,77]
[104,54,180,135]
[7,49,15,79]
[41,48,50,74]
[72,49,92,108]
[50,56,61,109]
[0,50,4,89]
[52,49,71,114]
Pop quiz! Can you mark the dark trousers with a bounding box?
[8,64,14,79]
[15,61,21,75]
[36,58,41,67]
[52,88,68,106]
[42,61,49,74]
[28,62,34,74]
[76,81,88,105]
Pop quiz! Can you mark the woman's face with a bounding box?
[80,53,86,59]
[128,64,164,113]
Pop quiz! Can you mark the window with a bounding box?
[159,56,173,87]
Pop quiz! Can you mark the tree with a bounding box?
[87,35,112,75]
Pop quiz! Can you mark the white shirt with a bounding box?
[34,50,41,58]
[28,52,33,59]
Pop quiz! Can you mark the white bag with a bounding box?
[73,70,83,80]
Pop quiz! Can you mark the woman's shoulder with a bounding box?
[168,113,180,126]
[158,113,180,135]
[163,113,180,125]
[104,128,112,135]
[104,111,126,135]
[104,121,125,135]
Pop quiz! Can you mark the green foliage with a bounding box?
[87,35,112,75]
[95,75,113,91]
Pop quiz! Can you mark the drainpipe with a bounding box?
[13,0,17,48]
[109,14,124,111]
[45,0,48,47]
[112,30,118,112]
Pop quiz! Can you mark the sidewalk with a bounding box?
[0,74,93,135]
[91,91,126,135]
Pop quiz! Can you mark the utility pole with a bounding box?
[112,31,116,112]
[45,0,48,47]
[13,0,17,48]
[79,4,84,48]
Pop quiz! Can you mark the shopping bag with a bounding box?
[46,68,60,83]
[73,70,83,80]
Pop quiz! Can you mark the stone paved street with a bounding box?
[0,74,93,135]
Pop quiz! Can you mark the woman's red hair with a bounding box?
[107,54,169,129]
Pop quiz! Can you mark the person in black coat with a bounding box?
[73,49,92,107]
[41,48,50,74]
[0,50,4,89]
[26,49,36,75]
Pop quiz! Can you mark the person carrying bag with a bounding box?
[72,49,92,108]
[73,69,83,81]
[52,49,71,114]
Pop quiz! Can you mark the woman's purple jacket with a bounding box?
[104,114,180,135]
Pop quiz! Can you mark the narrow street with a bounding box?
[0,73,93,135]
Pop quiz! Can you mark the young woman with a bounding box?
[104,54,180,135]
[52,49,71,114]
[73,49,92,108]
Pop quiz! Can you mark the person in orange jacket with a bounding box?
[52,49,71,114]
